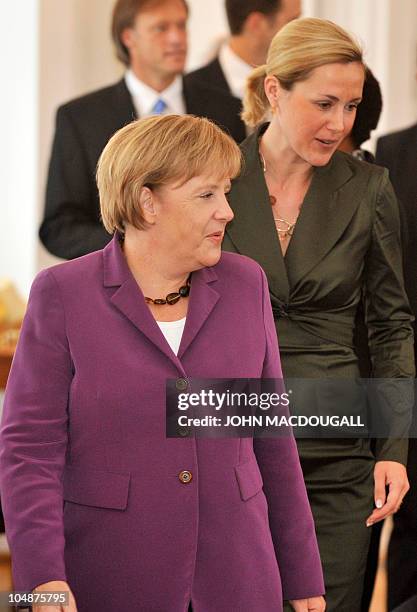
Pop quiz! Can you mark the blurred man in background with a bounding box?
[376,116,417,612]
[186,0,300,141]
[40,0,243,259]
[186,0,301,100]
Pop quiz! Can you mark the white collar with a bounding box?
[218,43,253,100]
[125,70,185,117]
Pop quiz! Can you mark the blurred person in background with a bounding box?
[186,0,301,137]
[338,68,417,612]
[1,115,325,612]
[376,109,417,612]
[338,67,382,162]
[338,66,386,612]
[39,0,243,261]
[224,18,415,611]
[188,0,301,100]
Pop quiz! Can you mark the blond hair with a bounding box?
[242,17,364,127]
[97,114,242,233]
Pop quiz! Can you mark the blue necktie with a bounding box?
[151,98,167,115]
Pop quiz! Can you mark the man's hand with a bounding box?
[32,580,77,612]
[366,460,410,526]
[289,595,326,611]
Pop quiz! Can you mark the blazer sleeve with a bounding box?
[253,268,325,601]
[39,105,111,259]
[363,170,415,463]
[0,270,72,591]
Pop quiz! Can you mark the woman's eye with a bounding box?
[200,192,214,199]
[317,102,331,110]
[346,103,359,112]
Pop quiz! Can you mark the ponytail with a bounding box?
[241,64,269,127]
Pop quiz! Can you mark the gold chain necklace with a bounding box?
[259,151,298,241]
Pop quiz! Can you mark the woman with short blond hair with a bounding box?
[0,114,325,612]
[224,18,414,611]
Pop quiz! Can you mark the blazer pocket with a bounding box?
[63,465,130,510]
[235,458,264,501]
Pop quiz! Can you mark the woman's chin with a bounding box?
[307,153,334,167]
[310,144,339,166]
[199,247,222,268]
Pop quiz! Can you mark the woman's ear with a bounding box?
[140,187,156,225]
[264,75,281,112]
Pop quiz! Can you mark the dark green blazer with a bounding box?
[223,124,415,463]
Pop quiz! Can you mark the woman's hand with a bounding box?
[32,580,77,612]
[289,595,326,611]
[366,460,410,526]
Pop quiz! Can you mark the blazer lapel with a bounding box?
[93,80,138,157]
[177,267,219,359]
[111,79,138,123]
[226,129,290,303]
[204,57,231,94]
[182,77,246,144]
[285,152,359,287]
[103,235,220,366]
[103,236,184,371]
[228,127,365,295]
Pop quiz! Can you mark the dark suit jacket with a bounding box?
[186,57,246,136]
[223,124,415,464]
[39,77,245,260]
[186,57,231,94]
[0,237,324,609]
[376,123,417,326]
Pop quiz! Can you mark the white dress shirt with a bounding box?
[125,70,186,117]
[218,43,253,100]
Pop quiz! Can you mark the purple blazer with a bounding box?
[0,236,324,611]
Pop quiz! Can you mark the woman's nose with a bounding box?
[218,194,234,222]
[327,108,345,133]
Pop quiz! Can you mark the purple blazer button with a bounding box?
[178,427,190,437]
[176,378,188,391]
[178,470,193,484]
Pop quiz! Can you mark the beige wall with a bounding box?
[38,0,123,271]
[0,1,39,296]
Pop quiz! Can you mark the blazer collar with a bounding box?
[179,76,193,114]
[112,78,138,120]
[208,56,233,94]
[226,123,358,298]
[103,234,219,367]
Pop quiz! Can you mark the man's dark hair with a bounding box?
[225,0,281,35]
[351,68,383,148]
[112,0,189,66]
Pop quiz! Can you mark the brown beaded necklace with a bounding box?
[144,275,191,306]
[119,235,191,306]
